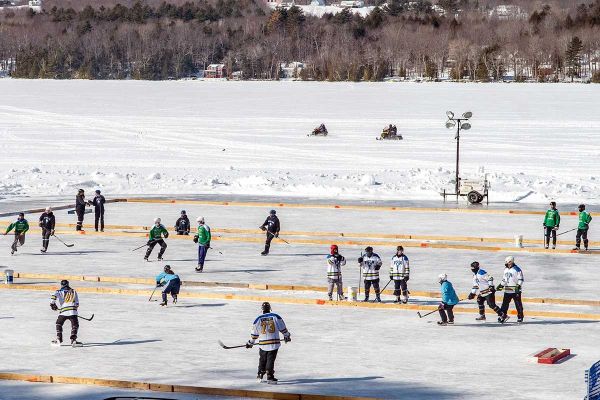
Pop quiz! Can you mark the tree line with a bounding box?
[1,0,600,81]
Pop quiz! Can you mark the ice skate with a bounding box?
[159,300,167,306]
[266,375,278,385]
[437,321,448,326]
[257,373,265,383]
[51,339,62,347]
[71,339,83,347]
[476,315,486,321]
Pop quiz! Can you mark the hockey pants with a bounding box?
[56,315,79,342]
[477,292,502,316]
[76,207,85,231]
[198,245,209,267]
[500,292,524,319]
[544,226,557,246]
[576,228,589,249]
[94,210,104,231]
[162,278,181,302]
[364,279,380,299]
[42,228,52,251]
[393,279,408,297]
[258,348,278,378]
[438,303,454,323]
[11,233,25,252]
[264,232,275,254]
[145,239,167,259]
[327,278,344,298]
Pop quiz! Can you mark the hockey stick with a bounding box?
[556,228,577,236]
[218,340,248,349]
[380,279,393,293]
[132,240,154,252]
[418,298,466,319]
[52,234,74,248]
[149,285,159,301]
[358,252,363,297]
[77,314,94,321]
[267,231,290,245]
[208,246,223,255]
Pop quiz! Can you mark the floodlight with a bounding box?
[446,111,455,119]
[462,111,473,119]
[445,121,456,129]
[461,122,472,130]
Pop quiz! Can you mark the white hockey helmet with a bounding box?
[45,206,52,212]
[154,217,161,224]
[197,216,205,224]
[438,273,447,283]
[504,256,514,265]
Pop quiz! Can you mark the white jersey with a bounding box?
[50,288,79,316]
[250,313,290,352]
[471,269,494,296]
[500,265,524,294]
[390,254,410,280]
[361,253,382,281]
[326,254,346,280]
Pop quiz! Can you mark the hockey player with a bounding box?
[91,189,106,232]
[175,210,191,235]
[574,204,592,251]
[155,265,180,306]
[467,261,503,321]
[326,244,346,300]
[543,201,560,249]
[358,246,382,302]
[194,216,211,272]
[390,245,410,303]
[497,256,524,323]
[39,207,56,253]
[4,212,29,255]
[246,302,291,384]
[259,210,280,256]
[50,280,82,347]
[75,189,87,231]
[144,218,169,261]
[437,273,459,326]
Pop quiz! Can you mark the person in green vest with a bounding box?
[4,212,29,255]
[144,217,169,261]
[194,216,211,272]
[543,201,560,249]
[574,204,592,251]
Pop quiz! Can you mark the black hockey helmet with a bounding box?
[396,245,404,253]
[470,261,480,273]
[60,279,69,288]
[262,302,271,314]
[164,265,172,273]
[181,210,186,215]
[579,204,585,211]
[550,201,556,208]
[269,209,276,215]
[365,246,373,254]
[95,189,101,194]
[18,212,24,218]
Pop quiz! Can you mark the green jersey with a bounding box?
[149,224,168,241]
[578,211,592,230]
[197,225,211,246]
[5,219,29,234]
[543,209,560,228]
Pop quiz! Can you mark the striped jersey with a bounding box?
[501,265,524,294]
[250,313,290,351]
[51,288,79,316]
[390,254,410,280]
[471,269,494,296]
[361,253,382,281]
[326,254,346,280]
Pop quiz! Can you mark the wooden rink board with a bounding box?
[0,372,377,400]
[2,283,600,321]
[12,272,600,307]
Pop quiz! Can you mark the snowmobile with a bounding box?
[308,125,328,136]
[376,126,403,141]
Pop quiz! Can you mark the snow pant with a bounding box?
[56,315,79,342]
[42,228,52,251]
[393,279,408,297]
[263,232,275,254]
[145,239,167,259]
[477,292,502,316]
[438,303,454,323]
[544,226,557,247]
[258,348,278,378]
[11,233,25,252]
[500,292,524,319]
[363,279,380,299]
[75,207,85,231]
[198,245,209,267]
[94,210,104,231]
[327,278,344,298]
[576,228,589,249]
[162,278,181,302]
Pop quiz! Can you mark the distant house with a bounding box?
[205,64,226,79]
[310,0,325,5]
[280,61,305,79]
[28,0,41,7]
[489,5,527,20]
[340,0,364,8]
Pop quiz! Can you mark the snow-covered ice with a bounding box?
[0,80,599,203]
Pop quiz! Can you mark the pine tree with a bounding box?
[565,36,583,82]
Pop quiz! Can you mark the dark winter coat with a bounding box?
[39,212,56,230]
[261,215,280,234]
[175,216,190,233]
[92,194,106,212]
[75,195,86,211]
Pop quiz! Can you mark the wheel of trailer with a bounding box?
[467,191,482,204]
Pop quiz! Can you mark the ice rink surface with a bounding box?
[0,198,599,399]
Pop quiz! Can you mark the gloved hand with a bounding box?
[156,283,164,287]
[496,284,504,291]
[284,336,291,343]
[275,233,279,238]
[516,285,522,293]
[389,275,394,281]
[438,303,445,310]
[245,341,253,349]
[50,303,58,311]
[164,232,169,238]
[467,293,476,300]
[552,227,558,231]
[193,235,199,243]
[147,240,153,246]
[490,285,496,293]
[357,257,364,263]
[404,276,409,282]
[51,230,55,236]
[260,226,266,231]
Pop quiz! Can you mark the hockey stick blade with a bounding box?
[218,340,247,349]
[78,314,94,321]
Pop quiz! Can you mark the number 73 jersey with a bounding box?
[250,313,290,351]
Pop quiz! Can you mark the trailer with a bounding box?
[441,176,490,204]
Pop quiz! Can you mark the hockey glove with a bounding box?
[284,336,291,343]
[51,230,55,236]
[467,293,476,300]
[552,227,558,231]
[404,276,409,281]
[164,232,169,238]
[193,235,199,243]
[438,303,445,310]
[357,257,364,264]
[245,341,254,349]
[389,276,394,281]
[275,233,279,238]
[490,285,496,293]
[516,285,522,293]
[50,303,58,311]
[496,284,504,291]
[260,226,266,231]
[147,240,154,246]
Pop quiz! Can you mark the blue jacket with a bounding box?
[441,281,459,305]
[156,272,180,285]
